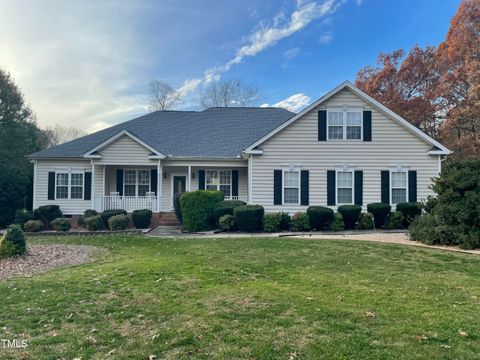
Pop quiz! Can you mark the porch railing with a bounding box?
[224,195,248,202]
[93,196,158,212]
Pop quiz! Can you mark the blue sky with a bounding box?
[0,0,460,132]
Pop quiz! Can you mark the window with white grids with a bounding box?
[391,171,407,204]
[327,111,344,140]
[346,111,362,139]
[206,170,231,197]
[283,170,300,204]
[337,171,353,204]
[327,109,362,140]
[56,173,69,199]
[56,172,84,200]
[124,170,150,196]
[70,173,84,199]
[138,170,150,196]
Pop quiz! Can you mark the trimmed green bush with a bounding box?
[290,212,311,232]
[279,212,291,231]
[330,213,345,231]
[0,225,26,258]
[14,208,33,229]
[423,196,437,214]
[85,215,104,231]
[100,209,127,228]
[367,203,391,228]
[24,220,44,232]
[409,213,457,246]
[234,205,264,232]
[358,212,374,230]
[212,200,246,225]
[386,211,404,229]
[108,214,130,230]
[263,213,282,233]
[219,215,236,232]
[396,202,422,226]
[307,206,334,231]
[180,190,224,232]
[337,205,362,229]
[33,205,63,229]
[84,209,98,218]
[132,209,153,229]
[51,218,71,232]
[173,193,183,224]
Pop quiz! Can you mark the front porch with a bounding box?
[91,163,248,213]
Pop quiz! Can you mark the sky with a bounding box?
[0,0,461,133]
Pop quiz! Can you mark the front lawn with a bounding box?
[1,235,480,359]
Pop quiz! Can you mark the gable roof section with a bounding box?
[29,107,295,159]
[244,81,451,155]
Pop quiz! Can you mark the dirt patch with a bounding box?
[0,244,105,280]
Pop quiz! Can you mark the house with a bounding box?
[28,81,450,224]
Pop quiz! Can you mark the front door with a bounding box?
[172,175,187,207]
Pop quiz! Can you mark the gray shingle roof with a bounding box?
[29,107,295,159]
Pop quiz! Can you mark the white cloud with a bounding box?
[261,93,311,112]
[281,47,300,69]
[319,31,334,44]
[178,0,341,95]
[356,0,364,5]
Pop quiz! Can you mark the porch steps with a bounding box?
[156,212,181,227]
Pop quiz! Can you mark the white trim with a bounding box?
[282,169,300,205]
[124,169,151,197]
[335,169,355,205]
[187,166,192,192]
[326,107,363,141]
[157,161,162,212]
[83,129,166,158]
[244,81,451,154]
[91,161,95,208]
[247,155,253,204]
[32,160,37,209]
[389,168,409,206]
[205,169,233,196]
[170,173,187,209]
[54,169,85,201]
[102,165,105,197]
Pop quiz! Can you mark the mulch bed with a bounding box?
[0,244,105,280]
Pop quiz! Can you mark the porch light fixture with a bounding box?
[192,172,195,179]
[163,173,167,179]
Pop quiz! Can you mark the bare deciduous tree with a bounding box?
[196,79,263,109]
[44,125,86,147]
[149,80,183,111]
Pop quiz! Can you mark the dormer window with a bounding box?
[327,108,362,140]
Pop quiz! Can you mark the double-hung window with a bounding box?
[206,170,232,197]
[56,172,83,199]
[124,170,150,196]
[327,108,362,140]
[337,171,353,204]
[283,170,300,204]
[391,171,407,204]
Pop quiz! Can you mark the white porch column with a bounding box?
[187,165,192,191]
[157,160,162,212]
[102,165,106,196]
[248,155,253,204]
[91,160,95,209]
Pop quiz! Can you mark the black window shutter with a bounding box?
[381,171,390,204]
[354,170,363,206]
[300,170,309,206]
[150,169,158,195]
[273,170,282,205]
[363,110,372,141]
[48,172,55,200]
[318,110,327,141]
[327,170,336,206]
[232,170,239,197]
[84,172,92,200]
[116,169,124,196]
[408,170,417,202]
[198,170,205,190]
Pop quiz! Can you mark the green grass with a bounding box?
[1,235,480,359]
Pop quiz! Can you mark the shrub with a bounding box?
[132,209,153,229]
[173,193,183,224]
[0,225,26,258]
[290,212,311,232]
[24,220,44,232]
[279,212,291,231]
[84,209,98,218]
[358,212,374,230]
[219,214,236,232]
[330,213,345,231]
[77,215,85,228]
[263,213,282,233]
[307,206,334,231]
[234,205,264,232]
[33,205,63,229]
[337,205,362,230]
[212,200,246,225]
[108,214,130,230]
[409,213,457,246]
[386,211,404,229]
[423,196,437,214]
[396,202,422,227]
[100,209,127,228]
[367,203,391,228]
[180,190,224,232]
[14,209,33,229]
[85,215,104,231]
[51,218,71,232]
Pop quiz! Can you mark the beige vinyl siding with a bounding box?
[96,135,157,165]
[251,88,440,212]
[34,159,92,215]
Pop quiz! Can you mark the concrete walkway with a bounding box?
[146,228,480,255]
